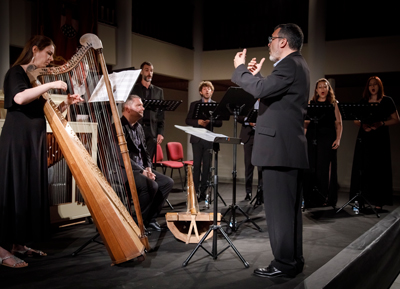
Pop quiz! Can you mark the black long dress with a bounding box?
[0,65,50,246]
[350,96,397,208]
[304,100,338,207]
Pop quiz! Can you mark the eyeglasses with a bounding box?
[268,36,284,43]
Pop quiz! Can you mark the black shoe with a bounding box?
[144,227,152,236]
[254,266,292,278]
[245,193,252,201]
[147,221,162,231]
[198,194,206,202]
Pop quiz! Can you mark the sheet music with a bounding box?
[89,70,141,103]
[175,125,232,142]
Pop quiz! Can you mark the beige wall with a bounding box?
[131,34,194,80]
[112,29,400,190]
[6,17,400,190]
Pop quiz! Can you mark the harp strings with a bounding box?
[43,46,130,211]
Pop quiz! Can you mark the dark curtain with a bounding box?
[36,0,98,64]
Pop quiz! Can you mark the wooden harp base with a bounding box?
[166,212,222,244]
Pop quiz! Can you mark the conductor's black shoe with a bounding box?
[147,221,162,231]
[254,266,292,278]
[198,194,206,202]
[245,193,252,201]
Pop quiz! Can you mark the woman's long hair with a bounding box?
[311,78,336,104]
[12,35,55,67]
[362,76,385,101]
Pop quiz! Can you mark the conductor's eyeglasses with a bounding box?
[268,36,284,43]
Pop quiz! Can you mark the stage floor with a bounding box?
[2,182,399,289]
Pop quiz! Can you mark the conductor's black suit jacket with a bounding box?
[232,51,309,169]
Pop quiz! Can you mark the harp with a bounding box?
[27,34,149,265]
[165,165,221,244]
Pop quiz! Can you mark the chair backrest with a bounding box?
[153,143,164,163]
[166,142,184,161]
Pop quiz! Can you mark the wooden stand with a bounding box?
[166,212,221,244]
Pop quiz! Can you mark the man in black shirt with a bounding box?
[185,81,222,200]
[118,95,173,231]
[131,61,165,161]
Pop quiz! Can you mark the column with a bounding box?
[187,0,203,159]
[113,0,132,70]
[307,0,326,98]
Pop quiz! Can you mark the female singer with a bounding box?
[350,76,399,211]
[303,78,342,207]
[0,35,83,268]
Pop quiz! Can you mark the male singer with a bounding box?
[131,61,165,160]
[185,81,222,200]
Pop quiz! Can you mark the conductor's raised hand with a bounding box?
[247,57,265,75]
[234,49,247,68]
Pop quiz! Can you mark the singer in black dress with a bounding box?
[350,76,399,210]
[303,78,342,208]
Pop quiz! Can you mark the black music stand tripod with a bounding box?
[71,218,104,257]
[214,87,261,233]
[303,103,336,210]
[178,129,249,268]
[192,102,227,207]
[335,103,380,218]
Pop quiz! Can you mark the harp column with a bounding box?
[187,0,203,160]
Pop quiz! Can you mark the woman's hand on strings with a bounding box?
[65,94,84,105]
[50,80,68,91]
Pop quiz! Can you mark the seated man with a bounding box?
[115,95,173,231]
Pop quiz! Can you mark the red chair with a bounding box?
[152,144,181,209]
[166,142,193,191]
[153,143,166,173]
[154,143,185,191]
[166,142,193,167]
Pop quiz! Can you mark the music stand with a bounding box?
[175,125,249,268]
[143,99,182,170]
[303,103,336,210]
[192,102,227,206]
[192,102,220,121]
[335,103,380,218]
[213,87,261,233]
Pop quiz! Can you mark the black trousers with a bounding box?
[131,170,173,224]
[243,139,262,195]
[192,139,213,194]
[262,167,304,277]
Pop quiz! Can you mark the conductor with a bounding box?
[232,23,309,278]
